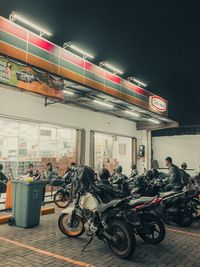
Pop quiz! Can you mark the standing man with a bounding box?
[165,157,182,191]
[44,162,58,181]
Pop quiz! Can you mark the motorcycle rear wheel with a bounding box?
[58,213,85,237]
[138,214,166,245]
[107,220,136,259]
[54,191,70,208]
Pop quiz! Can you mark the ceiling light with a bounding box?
[63,42,94,59]
[160,117,172,122]
[99,62,123,75]
[94,100,114,108]
[128,76,147,87]
[133,78,147,87]
[9,11,52,37]
[148,118,160,124]
[125,110,140,117]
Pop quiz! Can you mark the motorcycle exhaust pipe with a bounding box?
[102,230,117,243]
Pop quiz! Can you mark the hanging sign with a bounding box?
[149,95,167,112]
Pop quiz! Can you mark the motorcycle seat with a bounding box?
[97,199,124,213]
[129,196,155,207]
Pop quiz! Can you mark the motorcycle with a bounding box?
[131,172,200,227]
[58,166,165,258]
[53,169,75,208]
[126,196,166,245]
[58,166,136,259]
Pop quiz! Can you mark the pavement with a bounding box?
[0,206,199,267]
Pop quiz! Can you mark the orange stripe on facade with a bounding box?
[0,236,96,267]
[0,42,155,113]
[0,41,27,62]
[27,53,59,74]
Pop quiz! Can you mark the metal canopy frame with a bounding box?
[43,83,179,131]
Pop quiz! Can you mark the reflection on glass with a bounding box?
[94,133,132,176]
[0,118,77,178]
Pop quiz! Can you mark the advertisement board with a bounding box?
[0,55,64,99]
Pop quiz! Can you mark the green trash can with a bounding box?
[11,180,44,228]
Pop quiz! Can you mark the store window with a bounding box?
[92,132,135,176]
[0,118,78,179]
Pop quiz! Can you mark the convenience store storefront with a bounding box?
[0,117,77,179]
[0,15,178,190]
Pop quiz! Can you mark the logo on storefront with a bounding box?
[149,96,167,112]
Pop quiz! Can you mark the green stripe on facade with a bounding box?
[0,30,27,51]
[85,70,105,84]
[105,79,121,91]
[28,44,59,66]
[60,58,84,76]
[122,86,147,102]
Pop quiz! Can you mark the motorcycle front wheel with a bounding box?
[107,220,136,259]
[54,191,70,208]
[138,213,166,245]
[58,213,85,237]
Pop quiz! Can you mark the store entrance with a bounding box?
[91,131,136,176]
[0,117,84,211]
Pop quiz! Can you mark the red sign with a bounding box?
[149,96,167,112]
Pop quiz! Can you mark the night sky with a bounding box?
[1,0,200,125]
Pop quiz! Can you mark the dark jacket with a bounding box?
[168,164,182,186]
[0,172,8,193]
[179,169,190,186]
[0,172,8,182]
[96,179,122,202]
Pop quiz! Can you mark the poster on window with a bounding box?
[0,55,64,99]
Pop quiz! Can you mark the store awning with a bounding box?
[0,16,178,130]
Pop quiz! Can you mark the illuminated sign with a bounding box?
[149,96,167,112]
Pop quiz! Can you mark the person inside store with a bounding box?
[44,162,58,181]
[65,162,77,174]
[64,162,77,184]
[26,163,40,179]
[26,163,46,206]
[164,157,182,191]
[0,163,8,198]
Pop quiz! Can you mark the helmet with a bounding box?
[145,170,154,179]
[152,168,159,178]
[99,168,110,180]
[181,162,187,170]
[131,164,137,170]
[116,165,123,173]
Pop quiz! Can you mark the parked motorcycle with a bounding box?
[53,168,75,208]
[131,172,200,227]
[58,166,136,259]
[58,166,165,258]
[126,196,166,245]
